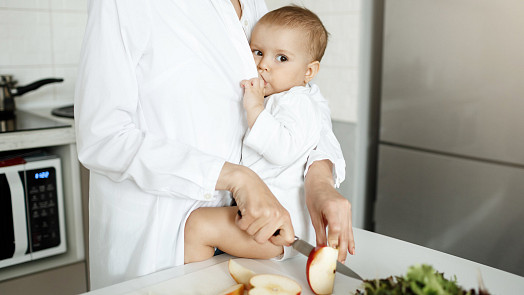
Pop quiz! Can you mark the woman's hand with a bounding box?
[216,162,295,246]
[305,159,355,262]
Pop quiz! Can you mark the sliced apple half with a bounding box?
[228,259,256,289]
[218,283,245,295]
[306,246,338,295]
[248,274,301,295]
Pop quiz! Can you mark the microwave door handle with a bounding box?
[6,170,29,258]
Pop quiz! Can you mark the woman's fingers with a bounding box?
[323,197,353,262]
[236,202,294,246]
[269,222,294,246]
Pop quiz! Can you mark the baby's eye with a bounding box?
[253,50,263,56]
[276,55,288,62]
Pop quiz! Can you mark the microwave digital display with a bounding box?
[34,171,50,179]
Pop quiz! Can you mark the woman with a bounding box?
[75,0,355,289]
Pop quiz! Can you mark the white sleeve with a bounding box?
[243,94,321,166]
[304,97,346,188]
[74,0,224,201]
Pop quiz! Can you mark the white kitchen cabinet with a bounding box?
[0,107,86,290]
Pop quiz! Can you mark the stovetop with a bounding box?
[0,110,71,133]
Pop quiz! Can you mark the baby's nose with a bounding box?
[257,60,269,71]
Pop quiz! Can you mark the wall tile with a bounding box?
[313,66,358,123]
[264,0,292,11]
[52,11,87,65]
[0,0,49,10]
[320,12,360,68]
[0,10,53,66]
[266,0,360,13]
[53,66,77,104]
[50,0,86,11]
[297,0,359,13]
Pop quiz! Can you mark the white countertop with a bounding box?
[83,228,524,294]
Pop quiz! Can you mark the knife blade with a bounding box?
[291,236,363,280]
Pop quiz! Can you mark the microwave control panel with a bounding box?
[20,167,61,252]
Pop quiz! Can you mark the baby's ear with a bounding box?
[304,61,320,83]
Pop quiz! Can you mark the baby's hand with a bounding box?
[241,78,265,112]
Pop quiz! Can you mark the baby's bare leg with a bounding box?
[184,206,283,264]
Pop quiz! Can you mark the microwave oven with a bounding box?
[0,154,66,269]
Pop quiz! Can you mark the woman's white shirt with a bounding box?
[75,0,344,289]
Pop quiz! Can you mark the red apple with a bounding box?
[228,259,256,289]
[248,274,301,295]
[306,246,338,294]
[218,283,245,295]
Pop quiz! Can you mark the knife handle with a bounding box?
[237,210,281,236]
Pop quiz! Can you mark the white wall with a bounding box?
[0,0,87,109]
[265,0,361,123]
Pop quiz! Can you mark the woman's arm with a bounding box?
[305,159,355,262]
[303,85,354,261]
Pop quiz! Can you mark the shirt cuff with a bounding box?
[270,245,299,261]
[200,158,226,201]
[304,151,346,188]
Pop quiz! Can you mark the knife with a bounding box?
[291,236,363,280]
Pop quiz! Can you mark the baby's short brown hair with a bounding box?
[257,5,329,62]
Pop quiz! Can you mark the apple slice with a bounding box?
[229,259,256,289]
[306,246,338,295]
[248,274,301,295]
[218,283,245,295]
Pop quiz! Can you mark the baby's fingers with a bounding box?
[257,78,264,88]
[240,79,250,88]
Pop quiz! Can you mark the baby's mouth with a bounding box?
[259,75,268,86]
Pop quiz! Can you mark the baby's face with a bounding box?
[249,23,313,96]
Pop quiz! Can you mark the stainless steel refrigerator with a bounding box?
[372,0,524,276]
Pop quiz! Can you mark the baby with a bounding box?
[184,5,343,262]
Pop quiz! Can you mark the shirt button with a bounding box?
[243,20,248,26]
[204,193,212,200]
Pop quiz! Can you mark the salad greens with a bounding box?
[355,264,490,295]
